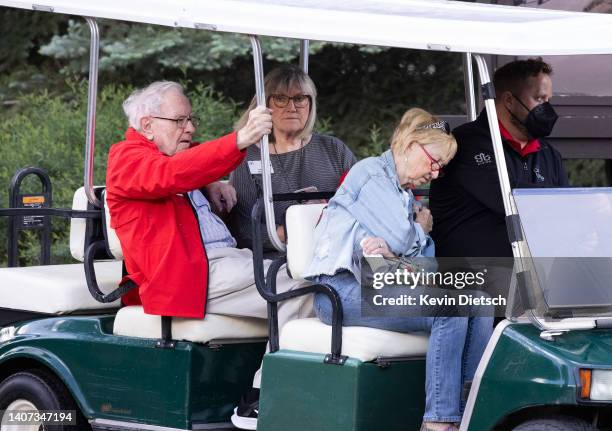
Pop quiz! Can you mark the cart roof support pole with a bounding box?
[249,35,285,251]
[84,17,101,208]
[300,40,309,74]
[472,54,527,260]
[463,53,477,122]
[472,54,550,328]
[473,54,515,218]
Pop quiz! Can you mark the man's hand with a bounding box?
[276,225,286,243]
[236,106,273,150]
[415,205,433,234]
[204,182,237,213]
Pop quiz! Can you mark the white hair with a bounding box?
[122,81,185,130]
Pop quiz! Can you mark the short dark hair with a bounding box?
[493,57,553,98]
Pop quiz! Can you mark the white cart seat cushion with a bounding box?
[69,186,90,262]
[102,190,123,260]
[285,203,326,280]
[0,261,122,314]
[279,318,429,362]
[69,187,123,262]
[113,306,268,343]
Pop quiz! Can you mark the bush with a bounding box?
[565,159,609,187]
[0,82,238,266]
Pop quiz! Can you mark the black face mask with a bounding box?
[509,94,558,138]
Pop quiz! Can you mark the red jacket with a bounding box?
[106,128,245,318]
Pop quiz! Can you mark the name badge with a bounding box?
[248,160,275,175]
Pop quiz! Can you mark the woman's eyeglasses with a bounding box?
[269,94,311,108]
[152,115,200,129]
[419,145,444,172]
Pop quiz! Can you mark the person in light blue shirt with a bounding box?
[303,108,493,431]
[188,188,237,249]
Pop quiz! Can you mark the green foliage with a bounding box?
[307,47,465,154]
[0,7,66,74]
[0,66,57,103]
[3,8,469,142]
[4,12,466,156]
[352,124,388,160]
[565,159,609,187]
[0,7,68,102]
[0,83,238,267]
[39,20,329,79]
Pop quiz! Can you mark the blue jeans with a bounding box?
[314,271,493,423]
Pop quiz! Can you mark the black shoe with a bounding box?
[231,388,259,430]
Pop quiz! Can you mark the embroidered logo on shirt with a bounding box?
[474,152,492,166]
[534,167,545,182]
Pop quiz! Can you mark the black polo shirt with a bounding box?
[429,110,569,257]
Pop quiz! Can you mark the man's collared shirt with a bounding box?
[498,120,541,158]
[188,189,237,250]
[429,110,568,258]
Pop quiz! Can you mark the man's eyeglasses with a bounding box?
[269,94,311,108]
[152,115,200,129]
[419,145,444,172]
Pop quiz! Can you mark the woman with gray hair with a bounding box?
[228,65,357,252]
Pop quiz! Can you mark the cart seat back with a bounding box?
[70,187,122,262]
[102,190,123,259]
[285,203,326,280]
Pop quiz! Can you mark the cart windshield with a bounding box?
[509,188,612,320]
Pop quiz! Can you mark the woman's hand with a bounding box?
[295,186,326,204]
[236,106,273,150]
[415,205,433,234]
[361,236,395,258]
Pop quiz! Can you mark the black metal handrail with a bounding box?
[251,197,346,365]
[272,191,335,202]
[0,208,100,218]
[7,167,54,266]
[84,240,137,303]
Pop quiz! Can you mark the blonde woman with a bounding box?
[303,108,493,431]
[229,65,356,251]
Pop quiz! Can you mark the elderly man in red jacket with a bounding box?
[106,81,312,430]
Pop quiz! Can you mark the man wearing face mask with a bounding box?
[429,58,569,259]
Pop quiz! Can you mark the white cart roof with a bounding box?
[3,0,612,55]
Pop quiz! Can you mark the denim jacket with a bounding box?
[302,150,434,280]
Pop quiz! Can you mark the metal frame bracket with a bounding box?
[540,329,568,341]
[155,339,177,349]
[505,213,524,243]
[481,82,496,100]
[155,316,177,349]
[324,354,348,366]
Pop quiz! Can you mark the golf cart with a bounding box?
[1,1,612,430]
